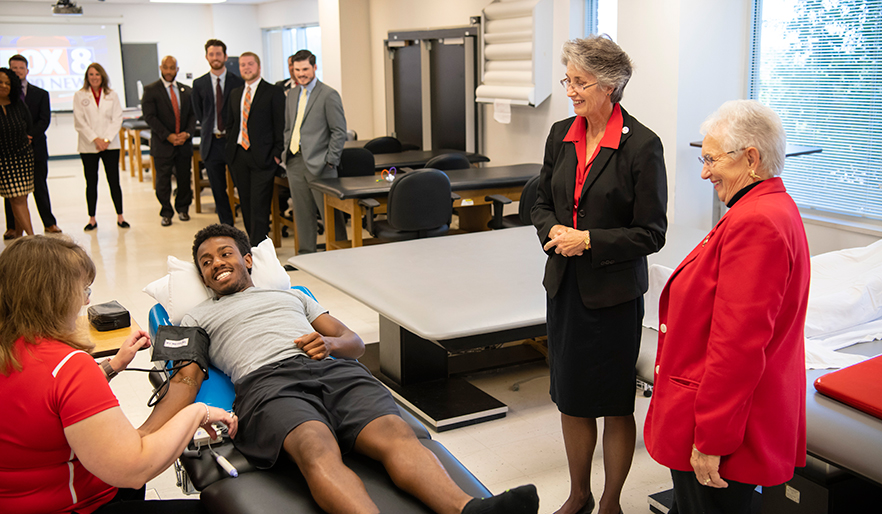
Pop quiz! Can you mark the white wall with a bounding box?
[338,0,374,139]
[617,0,754,232]
[258,0,320,28]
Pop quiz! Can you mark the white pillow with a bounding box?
[143,240,290,325]
[251,239,292,291]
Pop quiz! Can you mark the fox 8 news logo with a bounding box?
[13,47,94,77]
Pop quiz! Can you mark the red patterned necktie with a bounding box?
[169,85,181,133]
[241,86,251,150]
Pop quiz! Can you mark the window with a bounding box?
[262,25,322,84]
[585,0,618,40]
[750,0,882,221]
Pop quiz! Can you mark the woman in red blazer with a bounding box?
[644,100,810,514]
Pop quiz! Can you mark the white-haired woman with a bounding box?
[644,100,810,514]
[532,35,667,514]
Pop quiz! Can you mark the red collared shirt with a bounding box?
[564,103,623,227]
[90,87,101,107]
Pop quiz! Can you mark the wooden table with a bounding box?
[309,163,541,250]
[77,316,143,358]
[271,176,298,249]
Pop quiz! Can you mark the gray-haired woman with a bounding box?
[532,35,667,514]
[645,100,809,514]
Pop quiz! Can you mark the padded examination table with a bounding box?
[147,302,492,513]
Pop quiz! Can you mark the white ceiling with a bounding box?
[13,0,268,5]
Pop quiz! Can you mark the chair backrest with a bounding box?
[363,136,402,155]
[346,129,358,141]
[518,174,541,226]
[387,168,452,232]
[339,147,375,177]
[424,153,471,171]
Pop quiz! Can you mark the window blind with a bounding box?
[752,0,882,220]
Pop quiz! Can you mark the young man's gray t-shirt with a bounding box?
[181,287,328,383]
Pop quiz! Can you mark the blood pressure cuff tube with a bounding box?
[152,325,211,378]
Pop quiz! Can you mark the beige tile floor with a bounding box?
[3,158,672,513]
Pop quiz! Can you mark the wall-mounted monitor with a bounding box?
[0,23,125,112]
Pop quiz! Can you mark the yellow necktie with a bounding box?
[289,87,308,155]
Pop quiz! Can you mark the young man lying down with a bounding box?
[139,224,539,514]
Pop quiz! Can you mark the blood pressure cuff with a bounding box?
[152,325,211,378]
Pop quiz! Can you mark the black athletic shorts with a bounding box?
[232,355,400,468]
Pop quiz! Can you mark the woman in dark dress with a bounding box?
[0,67,35,237]
[532,36,667,514]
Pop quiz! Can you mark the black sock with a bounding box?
[461,484,539,514]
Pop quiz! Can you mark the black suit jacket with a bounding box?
[224,79,285,169]
[24,83,50,160]
[141,80,196,158]
[192,70,244,157]
[531,106,668,309]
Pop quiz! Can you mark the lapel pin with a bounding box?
[622,126,630,134]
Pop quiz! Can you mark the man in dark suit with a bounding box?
[274,54,297,94]
[4,54,60,238]
[192,39,244,226]
[142,55,197,226]
[224,51,285,246]
[283,49,348,254]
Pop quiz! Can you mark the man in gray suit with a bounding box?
[283,49,347,254]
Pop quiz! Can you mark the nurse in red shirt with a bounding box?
[0,236,237,514]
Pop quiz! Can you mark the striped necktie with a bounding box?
[241,86,252,150]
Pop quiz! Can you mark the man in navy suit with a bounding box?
[142,55,197,226]
[274,54,297,94]
[224,52,285,246]
[192,39,244,226]
[4,54,60,238]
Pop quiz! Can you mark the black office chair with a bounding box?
[339,148,375,177]
[359,169,459,242]
[485,174,541,229]
[424,153,471,171]
[364,136,402,155]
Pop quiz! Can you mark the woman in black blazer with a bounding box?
[532,36,667,514]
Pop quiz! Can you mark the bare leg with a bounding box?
[556,413,598,514]
[9,196,34,236]
[282,420,379,514]
[597,415,635,514]
[354,414,472,514]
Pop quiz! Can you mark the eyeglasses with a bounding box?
[697,148,746,168]
[560,78,598,92]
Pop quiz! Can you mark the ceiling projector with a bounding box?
[52,0,84,15]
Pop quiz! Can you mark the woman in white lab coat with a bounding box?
[73,63,129,231]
